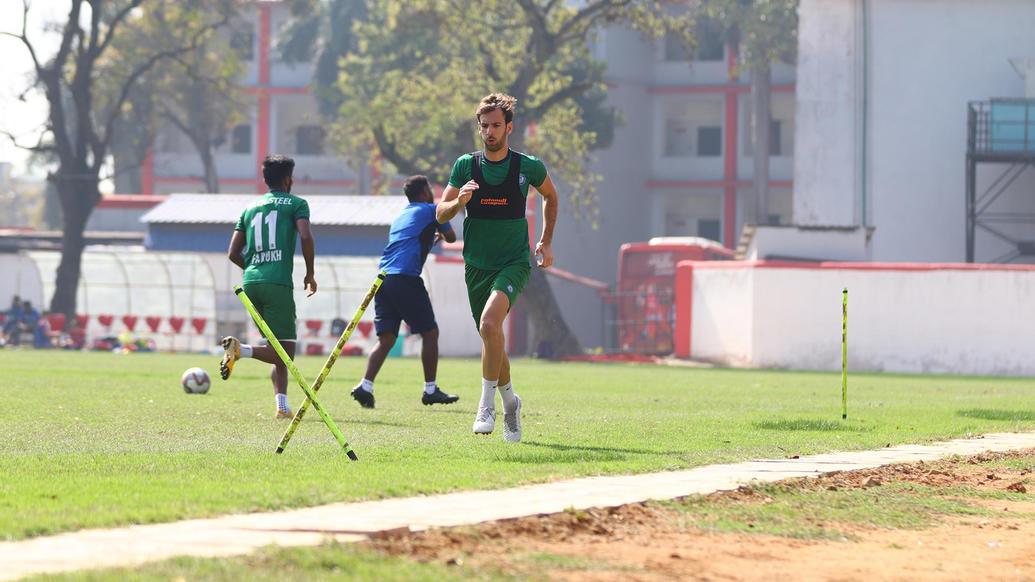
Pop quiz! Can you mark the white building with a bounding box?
[793,0,1035,263]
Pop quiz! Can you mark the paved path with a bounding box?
[4,432,1035,581]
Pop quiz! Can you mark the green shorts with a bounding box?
[465,262,530,329]
[243,282,297,341]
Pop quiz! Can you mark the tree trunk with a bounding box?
[200,143,220,193]
[520,267,582,357]
[50,171,101,319]
[751,66,772,224]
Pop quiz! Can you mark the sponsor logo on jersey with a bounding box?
[480,197,508,206]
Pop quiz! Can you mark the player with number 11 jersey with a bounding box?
[236,192,310,287]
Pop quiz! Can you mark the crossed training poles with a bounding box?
[234,271,386,459]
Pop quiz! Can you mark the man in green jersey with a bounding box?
[436,93,559,443]
[219,154,317,419]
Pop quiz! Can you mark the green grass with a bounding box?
[19,542,533,582]
[4,350,1035,542]
[670,481,994,541]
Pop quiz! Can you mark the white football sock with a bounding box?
[275,393,290,413]
[360,378,374,392]
[498,381,517,410]
[239,344,253,358]
[479,378,497,409]
[424,381,436,395]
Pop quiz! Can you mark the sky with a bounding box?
[0,2,63,178]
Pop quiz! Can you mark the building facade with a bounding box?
[143,2,366,196]
[794,0,1035,264]
[140,1,798,351]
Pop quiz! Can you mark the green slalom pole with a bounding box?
[234,285,358,459]
[841,287,848,420]
[275,271,385,454]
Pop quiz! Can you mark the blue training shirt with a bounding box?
[378,202,453,276]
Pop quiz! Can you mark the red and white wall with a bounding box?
[675,261,1035,376]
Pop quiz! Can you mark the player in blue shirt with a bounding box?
[351,175,458,408]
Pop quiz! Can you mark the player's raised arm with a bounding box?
[533,173,558,268]
[436,180,479,224]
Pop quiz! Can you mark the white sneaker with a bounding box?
[473,406,495,434]
[502,395,522,443]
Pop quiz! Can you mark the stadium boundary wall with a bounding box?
[674,261,1035,376]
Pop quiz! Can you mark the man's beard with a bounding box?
[483,137,505,152]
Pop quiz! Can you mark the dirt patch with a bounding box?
[361,449,1035,581]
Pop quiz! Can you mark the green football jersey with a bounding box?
[448,150,547,270]
[234,191,310,287]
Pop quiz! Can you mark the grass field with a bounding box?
[3,348,1035,548]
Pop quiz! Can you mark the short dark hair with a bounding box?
[262,155,295,189]
[476,93,517,125]
[403,175,430,202]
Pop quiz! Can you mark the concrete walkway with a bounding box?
[4,431,1035,581]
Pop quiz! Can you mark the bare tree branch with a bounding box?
[524,80,597,123]
[97,14,231,162]
[93,0,145,58]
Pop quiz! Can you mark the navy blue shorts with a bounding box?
[374,275,437,336]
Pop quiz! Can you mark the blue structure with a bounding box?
[989,99,1035,152]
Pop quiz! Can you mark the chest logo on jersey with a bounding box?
[518,173,527,186]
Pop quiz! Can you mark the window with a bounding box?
[694,21,725,62]
[663,101,723,157]
[698,219,721,242]
[770,121,782,156]
[230,29,254,61]
[231,124,251,154]
[296,125,325,155]
[663,18,723,62]
[697,126,722,157]
[664,32,690,62]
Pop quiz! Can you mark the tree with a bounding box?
[701,0,798,225]
[1,0,233,318]
[281,0,687,356]
[106,2,246,194]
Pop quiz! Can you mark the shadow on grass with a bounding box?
[754,419,873,432]
[505,439,683,461]
[957,409,1035,421]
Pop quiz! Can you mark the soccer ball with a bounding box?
[181,367,211,394]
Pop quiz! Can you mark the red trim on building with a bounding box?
[153,176,356,186]
[258,5,270,86]
[240,86,309,95]
[254,4,273,193]
[141,148,154,196]
[95,194,168,209]
[688,260,1035,272]
[673,261,693,358]
[256,93,270,193]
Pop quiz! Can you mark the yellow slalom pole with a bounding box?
[275,271,385,454]
[234,285,358,459]
[842,287,848,420]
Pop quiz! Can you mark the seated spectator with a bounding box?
[34,312,53,349]
[19,301,41,347]
[2,295,22,347]
[63,317,86,350]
